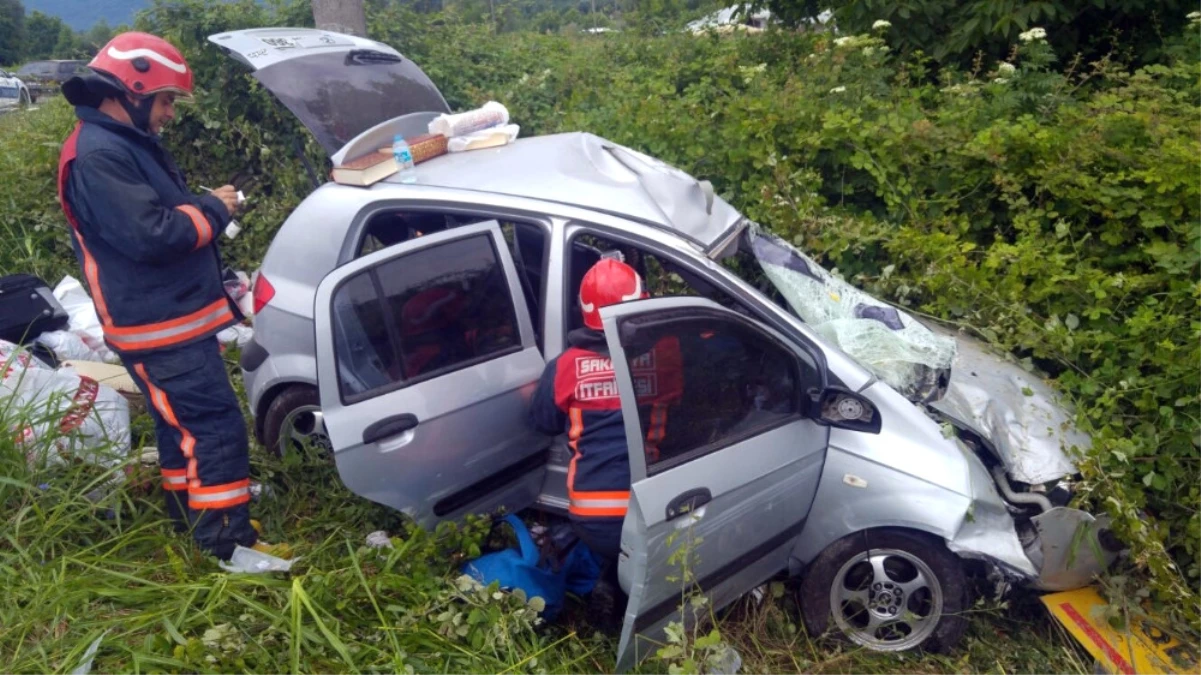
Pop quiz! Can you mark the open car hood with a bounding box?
[207,28,450,155]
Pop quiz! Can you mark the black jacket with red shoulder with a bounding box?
[529,328,681,519]
[58,105,239,354]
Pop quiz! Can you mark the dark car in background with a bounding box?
[16,60,87,101]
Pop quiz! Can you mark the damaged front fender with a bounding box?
[948,440,1119,592]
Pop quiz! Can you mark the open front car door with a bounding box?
[598,297,832,671]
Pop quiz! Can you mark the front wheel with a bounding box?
[798,529,968,653]
[262,385,331,459]
[18,90,30,108]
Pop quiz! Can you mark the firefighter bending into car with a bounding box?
[528,258,682,623]
[57,32,289,560]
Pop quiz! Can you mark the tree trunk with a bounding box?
[311,0,367,37]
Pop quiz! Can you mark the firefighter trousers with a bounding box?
[122,337,257,559]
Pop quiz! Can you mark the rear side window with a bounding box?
[617,311,806,473]
[332,234,521,402]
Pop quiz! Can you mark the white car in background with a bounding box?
[0,68,32,111]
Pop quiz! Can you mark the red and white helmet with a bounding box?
[87,32,194,98]
[579,259,647,330]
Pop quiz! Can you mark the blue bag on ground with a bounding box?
[461,514,601,621]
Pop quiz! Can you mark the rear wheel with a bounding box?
[799,529,968,653]
[262,386,331,458]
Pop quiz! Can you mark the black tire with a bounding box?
[262,385,330,458]
[18,90,30,108]
[799,528,968,653]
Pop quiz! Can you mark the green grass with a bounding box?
[0,344,1095,675]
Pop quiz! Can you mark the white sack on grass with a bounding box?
[1,339,130,470]
[51,276,118,363]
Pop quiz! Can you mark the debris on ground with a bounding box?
[365,530,393,549]
[1,339,130,471]
[218,545,296,574]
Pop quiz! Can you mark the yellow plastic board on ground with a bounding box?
[1042,587,1198,675]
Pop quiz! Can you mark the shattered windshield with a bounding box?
[254,51,449,155]
[745,223,956,402]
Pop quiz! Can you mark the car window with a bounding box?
[616,310,807,474]
[357,210,547,347]
[332,232,522,402]
[59,62,84,77]
[566,231,753,334]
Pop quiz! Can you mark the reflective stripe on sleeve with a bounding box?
[176,204,213,249]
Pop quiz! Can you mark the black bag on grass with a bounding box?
[0,274,69,344]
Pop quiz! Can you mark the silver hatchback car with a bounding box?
[212,28,1119,668]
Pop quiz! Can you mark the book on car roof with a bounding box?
[332,152,398,186]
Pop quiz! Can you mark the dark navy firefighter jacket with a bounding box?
[57,106,240,355]
[529,328,683,520]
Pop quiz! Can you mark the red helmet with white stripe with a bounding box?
[87,32,194,98]
[580,259,647,330]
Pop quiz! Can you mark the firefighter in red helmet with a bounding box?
[528,258,683,626]
[57,33,290,561]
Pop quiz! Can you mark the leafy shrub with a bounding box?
[764,0,1194,67]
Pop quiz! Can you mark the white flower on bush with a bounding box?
[992,77,1009,84]
[833,36,852,46]
[997,62,1016,76]
[1189,10,1201,24]
[830,85,847,93]
[872,19,892,30]
[863,46,876,56]
[1019,27,1048,42]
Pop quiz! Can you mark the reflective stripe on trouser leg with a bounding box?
[134,363,199,482]
[124,339,257,558]
[161,468,188,491]
[568,490,630,518]
[123,358,190,489]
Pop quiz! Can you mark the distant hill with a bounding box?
[23,0,149,31]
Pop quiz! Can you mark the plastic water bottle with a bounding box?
[392,134,417,184]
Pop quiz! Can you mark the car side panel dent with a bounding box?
[947,440,1040,579]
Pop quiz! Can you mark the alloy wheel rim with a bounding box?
[279,404,331,455]
[829,546,943,651]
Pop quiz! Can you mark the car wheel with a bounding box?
[18,90,30,108]
[262,386,331,458]
[799,529,968,653]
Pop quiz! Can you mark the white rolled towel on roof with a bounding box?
[428,101,509,138]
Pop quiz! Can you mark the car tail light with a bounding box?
[252,274,276,314]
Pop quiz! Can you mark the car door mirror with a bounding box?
[808,386,881,434]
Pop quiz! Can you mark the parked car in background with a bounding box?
[0,69,32,110]
[15,60,87,101]
[211,27,1121,670]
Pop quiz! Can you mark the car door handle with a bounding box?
[363,413,419,445]
[666,487,711,520]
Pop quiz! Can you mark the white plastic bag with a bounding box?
[1,339,130,470]
[217,324,254,348]
[447,124,520,153]
[428,101,509,138]
[34,330,111,363]
[52,276,118,363]
[218,545,295,573]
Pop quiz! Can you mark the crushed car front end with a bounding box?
[743,226,1120,592]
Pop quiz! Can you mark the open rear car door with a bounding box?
[313,221,548,527]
